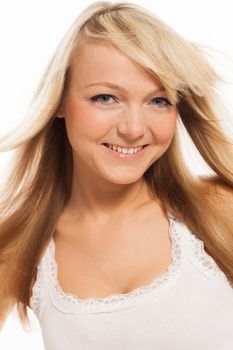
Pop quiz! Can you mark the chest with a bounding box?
[53,211,172,299]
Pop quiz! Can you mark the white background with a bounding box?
[0,0,233,349]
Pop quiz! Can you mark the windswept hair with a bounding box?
[1,1,233,331]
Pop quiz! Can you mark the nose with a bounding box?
[117,105,146,140]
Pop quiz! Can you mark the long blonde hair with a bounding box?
[1,1,233,331]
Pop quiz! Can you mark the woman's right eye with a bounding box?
[90,94,116,104]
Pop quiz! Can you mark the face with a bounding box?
[59,40,177,185]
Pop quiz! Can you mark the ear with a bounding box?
[56,104,65,118]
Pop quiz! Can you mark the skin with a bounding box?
[58,39,178,226]
[28,42,225,299]
[33,40,179,298]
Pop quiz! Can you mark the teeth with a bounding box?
[106,144,143,154]
[128,148,134,154]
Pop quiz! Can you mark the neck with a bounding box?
[66,165,156,221]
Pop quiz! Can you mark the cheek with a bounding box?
[150,113,177,144]
[64,97,112,142]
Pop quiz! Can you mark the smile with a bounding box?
[104,143,146,154]
[102,143,148,158]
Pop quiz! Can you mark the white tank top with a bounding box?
[29,213,233,349]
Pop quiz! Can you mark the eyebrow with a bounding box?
[84,82,166,95]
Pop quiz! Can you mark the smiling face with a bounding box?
[59,40,177,185]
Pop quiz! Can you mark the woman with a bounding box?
[1,1,233,349]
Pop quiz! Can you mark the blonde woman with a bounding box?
[1,1,233,349]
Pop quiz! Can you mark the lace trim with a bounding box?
[47,214,186,309]
[29,265,43,316]
[30,214,232,314]
[189,232,231,285]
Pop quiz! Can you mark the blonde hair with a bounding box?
[1,1,233,331]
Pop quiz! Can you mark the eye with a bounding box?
[89,94,172,107]
[90,94,116,104]
[150,97,172,107]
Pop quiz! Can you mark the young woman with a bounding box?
[1,1,233,349]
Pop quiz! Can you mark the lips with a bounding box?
[102,143,148,149]
[102,143,149,156]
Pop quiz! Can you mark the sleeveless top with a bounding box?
[29,213,233,350]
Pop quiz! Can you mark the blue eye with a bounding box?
[90,94,115,104]
[90,94,172,107]
[150,97,171,107]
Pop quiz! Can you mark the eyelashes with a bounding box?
[90,94,172,107]
[90,94,116,104]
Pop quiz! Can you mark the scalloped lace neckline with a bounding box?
[46,212,188,311]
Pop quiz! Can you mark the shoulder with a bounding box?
[198,175,233,218]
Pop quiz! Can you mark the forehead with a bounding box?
[69,40,164,88]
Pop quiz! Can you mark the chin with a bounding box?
[105,174,143,185]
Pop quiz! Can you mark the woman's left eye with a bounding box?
[150,97,171,107]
